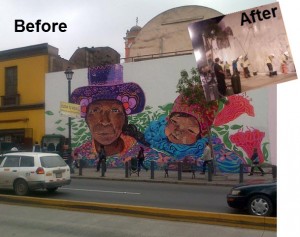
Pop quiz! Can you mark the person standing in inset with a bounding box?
[232,57,240,75]
[224,61,231,78]
[281,51,289,74]
[213,58,227,96]
[266,54,275,77]
[200,142,213,174]
[248,148,264,176]
[242,55,251,78]
[96,145,106,172]
[137,147,148,171]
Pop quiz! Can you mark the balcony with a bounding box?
[1,94,20,106]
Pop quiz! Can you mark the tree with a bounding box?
[176,68,226,174]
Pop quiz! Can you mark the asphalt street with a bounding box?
[3,179,239,214]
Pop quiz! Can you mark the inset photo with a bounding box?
[188,2,297,101]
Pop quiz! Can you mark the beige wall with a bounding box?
[128,6,222,59]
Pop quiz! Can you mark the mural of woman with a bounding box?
[71,64,147,157]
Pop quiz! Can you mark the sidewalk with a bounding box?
[71,167,275,187]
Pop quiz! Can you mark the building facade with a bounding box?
[0,43,70,152]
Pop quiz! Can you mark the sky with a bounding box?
[0,0,276,59]
[0,1,299,236]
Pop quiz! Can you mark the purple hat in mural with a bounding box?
[71,64,145,118]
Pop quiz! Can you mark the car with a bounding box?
[227,181,277,216]
[0,152,71,196]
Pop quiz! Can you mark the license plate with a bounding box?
[56,173,62,178]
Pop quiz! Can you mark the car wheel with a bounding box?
[248,195,273,216]
[14,179,29,196]
[47,187,58,193]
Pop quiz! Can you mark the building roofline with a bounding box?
[0,43,59,61]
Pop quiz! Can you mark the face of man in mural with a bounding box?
[165,113,200,145]
[86,100,126,146]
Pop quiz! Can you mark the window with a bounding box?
[0,156,5,166]
[5,66,18,96]
[20,156,34,167]
[40,155,66,168]
[3,156,20,167]
[2,66,19,106]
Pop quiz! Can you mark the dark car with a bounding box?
[227,181,277,216]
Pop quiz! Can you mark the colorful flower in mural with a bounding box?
[211,93,269,167]
[213,94,254,126]
[230,128,267,163]
[117,95,137,115]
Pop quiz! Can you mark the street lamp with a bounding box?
[64,67,74,152]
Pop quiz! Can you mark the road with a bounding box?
[0,203,276,237]
[0,179,242,215]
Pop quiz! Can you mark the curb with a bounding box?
[0,194,276,231]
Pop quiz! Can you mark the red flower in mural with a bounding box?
[230,128,265,163]
[213,95,254,126]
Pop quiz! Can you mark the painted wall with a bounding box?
[45,54,276,172]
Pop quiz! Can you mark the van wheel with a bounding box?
[47,187,58,193]
[14,179,29,196]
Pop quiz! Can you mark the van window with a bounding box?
[40,155,67,168]
[3,156,20,167]
[20,156,34,167]
[0,156,5,165]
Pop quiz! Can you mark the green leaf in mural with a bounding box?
[262,142,269,161]
[214,126,224,132]
[223,132,232,150]
[55,120,62,124]
[73,136,80,142]
[230,125,243,130]
[233,145,244,159]
[144,105,152,110]
[56,126,66,131]
[74,128,87,136]
[45,111,54,116]
[218,130,228,136]
[223,125,229,130]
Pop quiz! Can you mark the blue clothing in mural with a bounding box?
[145,116,207,159]
[145,115,246,173]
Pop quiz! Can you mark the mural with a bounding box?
[45,63,272,173]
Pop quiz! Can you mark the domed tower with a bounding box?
[124,18,142,62]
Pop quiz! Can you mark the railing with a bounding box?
[122,49,194,63]
[239,163,277,183]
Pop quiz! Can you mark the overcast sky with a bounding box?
[0,0,278,59]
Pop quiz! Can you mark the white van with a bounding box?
[0,152,71,195]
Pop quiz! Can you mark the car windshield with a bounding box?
[40,155,67,168]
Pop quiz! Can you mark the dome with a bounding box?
[129,25,142,32]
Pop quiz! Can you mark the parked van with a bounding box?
[0,152,71,195]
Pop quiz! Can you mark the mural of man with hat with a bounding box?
[71,64,146,157]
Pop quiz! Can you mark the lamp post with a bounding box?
[64,67,74,152]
